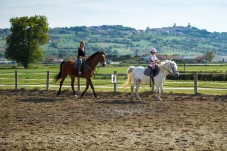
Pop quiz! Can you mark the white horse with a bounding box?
[123,60,179,101]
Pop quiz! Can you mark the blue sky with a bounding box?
[1,0,227,32]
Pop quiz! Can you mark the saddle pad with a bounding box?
[143,65,160,77]
[73,61,79,69]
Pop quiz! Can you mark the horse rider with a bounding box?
[77,41,86,76]
[149,48,160,76]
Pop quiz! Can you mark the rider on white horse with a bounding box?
[123,59,179,101]
[149,48,160,76]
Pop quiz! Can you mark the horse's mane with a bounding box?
[86,51,104,62]
[160,60,177,69]
[160,60,170,65]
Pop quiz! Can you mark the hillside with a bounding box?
[1,24,227,61]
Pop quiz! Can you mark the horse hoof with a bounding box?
[136,97,142,101]
[136,98,142,101]
[95,96,100,99]
[74,95,78,98]
[158,98,163,101]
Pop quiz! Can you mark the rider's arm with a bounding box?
[79,56,85,60]
[155,59,160,63]
[150,55,159,63]
[153,55,160,63]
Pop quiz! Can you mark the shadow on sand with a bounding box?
[96,99,147,105]
[17,97,65,103]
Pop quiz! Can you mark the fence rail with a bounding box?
[0,71,227,94]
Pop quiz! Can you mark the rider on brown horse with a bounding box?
[77,41,87,76]
[55,51,106,98]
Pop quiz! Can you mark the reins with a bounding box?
[159,62,175,75]
[94,65,101,74]
[84,53,104,75]
[83,61,93,71]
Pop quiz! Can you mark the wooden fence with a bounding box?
[0,71,226,94]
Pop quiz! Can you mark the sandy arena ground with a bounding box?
[0,89,226,150]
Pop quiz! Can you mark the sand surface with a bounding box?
[0,90,226,150]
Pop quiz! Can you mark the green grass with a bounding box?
[0,64,227,95]
[1,63,227,74]
[178,64,227,72]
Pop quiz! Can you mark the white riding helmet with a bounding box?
[150,48,157,53]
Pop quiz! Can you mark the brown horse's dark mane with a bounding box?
[86,51,104,62]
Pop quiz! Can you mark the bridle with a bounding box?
[161,62,179,77]
[83,52,105,73]
[94,53,106,74]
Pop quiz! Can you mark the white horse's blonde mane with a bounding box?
[160,60,177,68]
[160,60,173,65]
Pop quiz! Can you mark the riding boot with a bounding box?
[152,69,155,77]
[150,69,155,84]
[150,69,153,77]
[78,62,82,76]
[74,62,77,68]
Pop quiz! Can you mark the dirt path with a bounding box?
[0,90,226,150]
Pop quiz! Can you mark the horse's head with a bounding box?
[161,60,179,78]
[99,51,106,67]
[170,61,179,78]
[86,51,106,67]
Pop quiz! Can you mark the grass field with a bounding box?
[1,62,227,72]
[0,64,227,95]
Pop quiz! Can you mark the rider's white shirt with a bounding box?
[150,54,158,62]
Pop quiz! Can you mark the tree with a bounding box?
[5,15,48,68]
[204,50,215,62]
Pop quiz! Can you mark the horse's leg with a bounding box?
[161,77,166,93]
[160,84,164,93]
[155,84,162,101]
[135,80,142,101]
[80,79,89,98]
[70,75,76,95]
[57,73,67,95]
[89,79,98,98]
[131,80,136,100]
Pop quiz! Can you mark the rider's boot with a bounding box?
[78,62,82,76]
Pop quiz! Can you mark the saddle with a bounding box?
[73,61,79,69]
[73,61,92,71]
[144,65,160,86]
[143,65,160,77]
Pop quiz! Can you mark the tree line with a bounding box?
[2,15,226,68]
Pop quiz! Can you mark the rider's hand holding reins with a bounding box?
[80,56,86,60]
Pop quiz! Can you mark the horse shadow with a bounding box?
[96,99,147,105]
[17,97,65,103]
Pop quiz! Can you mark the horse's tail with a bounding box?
[54,61,65,82]
[123,66,135,87]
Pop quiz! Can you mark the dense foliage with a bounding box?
[1,24,227,62]
[4,16,48,68]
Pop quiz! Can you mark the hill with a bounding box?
[1,24,227,61]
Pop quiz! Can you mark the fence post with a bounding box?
[15,70,18,90]
[193,72,198,94]
[46,71,50,91]
[77,77,80,91]
[112,71,117,93]
[225,71,227,80]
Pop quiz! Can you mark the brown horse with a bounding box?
[54,51,106,98]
